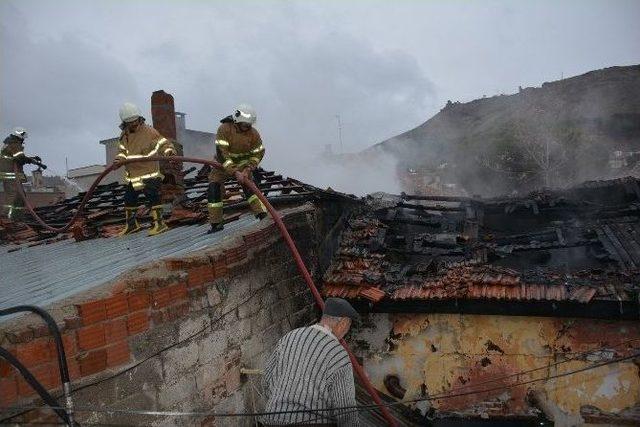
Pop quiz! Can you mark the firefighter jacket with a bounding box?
[116,124,176,189]
[214,122,265,173]
[0,137,29,182]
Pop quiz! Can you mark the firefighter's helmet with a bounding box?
[233,104,257,125]
[10,127,28,140]
[119,102,143,123]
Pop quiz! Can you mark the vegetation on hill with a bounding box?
[371,65,640,196]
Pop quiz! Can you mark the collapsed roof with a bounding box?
[323,177,640,319]
[4,170,640,319]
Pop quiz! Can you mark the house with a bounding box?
[0,169,66,208]
[324,178,640,425]
[2,165,639,425]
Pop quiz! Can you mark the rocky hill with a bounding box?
[369,65,640,196]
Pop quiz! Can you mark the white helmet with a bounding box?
[233,104,257,125]
[11,127,28,140]
[119,102,143,123]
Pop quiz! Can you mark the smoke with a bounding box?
[283,151,401,196]
[0,4,139,171]
[2,0,639,197]
[373,66,640,197]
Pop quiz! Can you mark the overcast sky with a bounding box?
[1,0,639,193]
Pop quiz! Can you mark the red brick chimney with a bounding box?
[150,90,184,195]
[151,90,177,140]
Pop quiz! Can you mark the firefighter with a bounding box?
[207,104,267,233]
[0,128,46,220]
[114,102,176,236]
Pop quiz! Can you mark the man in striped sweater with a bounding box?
[260,298,360,426]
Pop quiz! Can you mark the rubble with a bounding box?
[323,177,640,315]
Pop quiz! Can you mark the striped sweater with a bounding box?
[260,324,360,426]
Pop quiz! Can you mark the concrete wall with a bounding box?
[1,206,322,426]
[100,138,126,184]
[67,172,102,192]
[349,312,640,425]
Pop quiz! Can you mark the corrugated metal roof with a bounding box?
[0,215,257,311]
[0,169,316,246]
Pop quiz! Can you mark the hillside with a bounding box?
[369,65,640,196]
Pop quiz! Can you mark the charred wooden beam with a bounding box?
[397,202,465,212]
[401,193,473,202]
[380,217,441,228]
[351,298,640,320]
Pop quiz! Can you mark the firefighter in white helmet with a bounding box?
[114,102,176,236]
[0,128,47,220]
[207,104,267,233]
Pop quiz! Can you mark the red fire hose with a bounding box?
[13,157,398,426]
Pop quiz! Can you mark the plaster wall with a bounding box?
[351,312,640,423]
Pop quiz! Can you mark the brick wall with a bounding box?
[1,206,322,426]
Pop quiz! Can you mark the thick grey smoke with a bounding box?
[0,1,433,194]
[0,6,140,170]
[374,67,640,197]
[1,0,639,195]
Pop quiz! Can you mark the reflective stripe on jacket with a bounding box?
[214,122,264,171]
[117,124,176,189]
[1,138,28,182]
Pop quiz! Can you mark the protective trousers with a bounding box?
[120,177,169,236]
[207,168,266,225]
[123,178,162,208]
[1,179,24,220]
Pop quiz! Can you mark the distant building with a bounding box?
[175,112,216,163]
[0,169,66,207]
[67,164,115,192]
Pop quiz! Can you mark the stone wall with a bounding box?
[1,205,324,426]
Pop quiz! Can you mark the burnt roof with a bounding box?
[0,168,324,248]
[323,177,640,319]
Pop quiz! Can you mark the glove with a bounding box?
[32,156,42,162]
[40,164,47,170]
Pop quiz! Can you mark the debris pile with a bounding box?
[323,177,640,311]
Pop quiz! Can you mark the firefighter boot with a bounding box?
[119,207,141,236]
[207,202,224,234]
[208,223,224,234]
[247,194,267,220]
[148,205,169,236]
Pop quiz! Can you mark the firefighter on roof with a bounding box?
[207,104,267,233]
[114,102,176,236]
[0,128,47,221]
